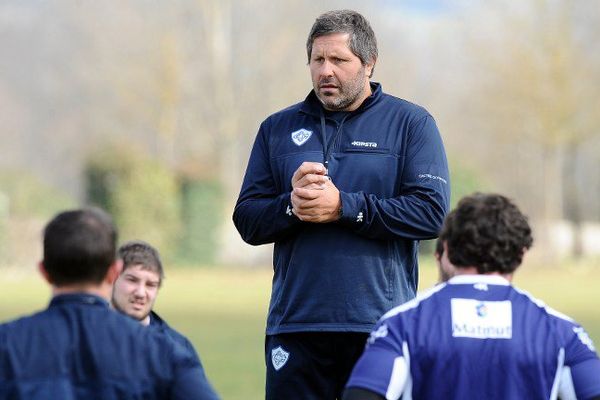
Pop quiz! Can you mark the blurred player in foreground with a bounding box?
[0,208,219,399]
[344,193,600,400]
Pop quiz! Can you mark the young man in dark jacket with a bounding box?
[0,208,219,400]
[233,9,450,399]
[112,240,214,382]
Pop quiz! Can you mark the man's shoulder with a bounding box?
[378,284,447,327]
[378,92,431,120]
[263,100,306,124]
[511,285,577,325]
[0,309,44,336]
[150,311,196,351]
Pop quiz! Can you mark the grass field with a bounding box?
[0,260,599,399]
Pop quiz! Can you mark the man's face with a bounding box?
[309,33,373,112]
[112,264,160,324]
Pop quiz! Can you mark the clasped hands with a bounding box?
[290,162,341,223]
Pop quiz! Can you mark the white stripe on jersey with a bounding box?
[387,341,413,400]
[380,284,447,321]
[558,367,577,400]
[385,355,408,400]
[549,348,565,400]
[385,341,411,400]
[512,286,575,323]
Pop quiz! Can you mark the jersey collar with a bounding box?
[448,274,510,286]
[49,293,110,308]
[149,310,166,328]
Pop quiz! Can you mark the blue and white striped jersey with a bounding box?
[346,274,600,400]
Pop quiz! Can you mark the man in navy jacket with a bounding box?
[233,9,450,399]
[0,208,219,400]
[112,240,216,388]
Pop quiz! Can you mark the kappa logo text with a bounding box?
[291,129,312,146]
[351,141,378,148]
[367,323,388,345]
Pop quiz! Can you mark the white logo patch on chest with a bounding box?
[291,129,312,146]
[271,346,290,371]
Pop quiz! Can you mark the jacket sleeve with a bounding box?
[171,365,221,400]
[232,121,302,245]
[337,115,450,240]
[169,337,221,400]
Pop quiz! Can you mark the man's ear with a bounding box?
[38,262,53,284]
[106,259,123,285]
[365,59,376,78]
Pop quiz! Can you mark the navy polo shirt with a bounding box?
[0,293,219,399]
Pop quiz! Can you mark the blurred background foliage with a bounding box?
[84,141,222,264]
[0,0,599,268]
[0,170,75,218]
[85,142,183,262]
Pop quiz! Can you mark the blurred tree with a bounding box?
[178,176,222,265]
[85,143,182,262]
[447,157,490,208]
[0,191,8,264]
[0,170,75,218]
[461,0,600,258]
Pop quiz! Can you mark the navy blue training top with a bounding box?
[234,83,450,334]
[0,293,219,400]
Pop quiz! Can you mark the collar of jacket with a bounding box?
[299,81,383,118]
[149,310,166,328]
[49,293,110,308]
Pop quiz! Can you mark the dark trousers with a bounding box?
[265,331,369,400]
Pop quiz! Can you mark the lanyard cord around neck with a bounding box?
[319,107,329,170]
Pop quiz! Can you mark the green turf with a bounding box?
[0,263,598,399]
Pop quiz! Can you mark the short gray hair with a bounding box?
[306,10,378,77]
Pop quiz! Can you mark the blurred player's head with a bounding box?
[112,241,163,325]
[41,208,120,289]
[439,193,533,275]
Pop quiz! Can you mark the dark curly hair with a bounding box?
[439,193,533,275]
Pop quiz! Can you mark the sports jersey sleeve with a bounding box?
[233,120,302,245]
[560,324,600,400]
[338,115,450,241]
[345,321,410,400]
